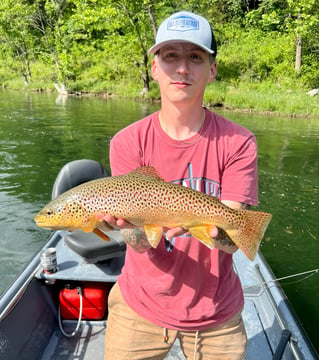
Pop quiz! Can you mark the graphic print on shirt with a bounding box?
[164,163,221,252]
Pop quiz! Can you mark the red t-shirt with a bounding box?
[110,109,258,331]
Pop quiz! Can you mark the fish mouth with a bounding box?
[34,220,61,229]
[34,217,68,230]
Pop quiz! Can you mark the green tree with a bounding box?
[285,0,319,74]
[0,0,37,84]
[31,0,74,93]
[0,0,318,93]
[245,0,319,81]
[53,0,120,90]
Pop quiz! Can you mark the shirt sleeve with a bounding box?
[110,125,143,176]
[219,132,258,206]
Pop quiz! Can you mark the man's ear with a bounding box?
[208,61,217,83]
[151,58,158,81]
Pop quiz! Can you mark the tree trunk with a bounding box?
[295,13,302,73]
[147,5,157,39]
[295,36,302,73]
[53,82,67,95]
[120,2,150,93]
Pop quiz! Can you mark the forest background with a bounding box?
[0,0,319,116]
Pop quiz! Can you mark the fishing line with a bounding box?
[243,268,319,290]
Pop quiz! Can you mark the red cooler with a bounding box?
[59,282,110,320]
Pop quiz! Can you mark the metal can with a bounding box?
[40,248,58,274]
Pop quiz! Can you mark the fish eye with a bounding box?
[46,210,53,216]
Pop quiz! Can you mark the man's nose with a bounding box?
[176,57,190,74]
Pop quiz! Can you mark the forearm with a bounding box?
[214,228,236,247]
[102,214,151,253]
[121,227,152,253]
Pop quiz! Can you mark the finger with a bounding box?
[103,214,118,227]
[102,215,135,229]
[210,226,219,238]
[115,218,135,229]
[165,227,187,240]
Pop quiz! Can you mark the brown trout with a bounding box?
[34,166,272,260]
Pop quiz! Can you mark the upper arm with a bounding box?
[110,130,142,176]
[220,134,258,207]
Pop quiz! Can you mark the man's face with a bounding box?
[151,42,216,105]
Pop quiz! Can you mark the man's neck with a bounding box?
[159,104,205,141]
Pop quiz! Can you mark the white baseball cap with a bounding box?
[149,11,217,55]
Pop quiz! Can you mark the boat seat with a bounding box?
[63,230,126,264]
[52,159,109,199]
[51,159,126,263]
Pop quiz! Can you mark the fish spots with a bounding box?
[35,166,272,260]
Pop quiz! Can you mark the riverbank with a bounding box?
[203,82,319,118]
[3,78,319,118]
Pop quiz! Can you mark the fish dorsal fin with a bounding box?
[130,166,164,180]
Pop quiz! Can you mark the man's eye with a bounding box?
[166,52,177,58]
[190,54,202,61]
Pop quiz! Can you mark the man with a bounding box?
[104,10,258,360]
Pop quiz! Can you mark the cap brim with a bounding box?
[149,40,215,55]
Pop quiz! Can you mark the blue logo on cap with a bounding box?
[167,16,199,32]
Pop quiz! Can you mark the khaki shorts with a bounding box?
[105,283,247,360]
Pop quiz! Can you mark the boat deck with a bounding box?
[39,305,270,360]
[41,322,185,360]
[41,322,106,360]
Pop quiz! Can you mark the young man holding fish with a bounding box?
[104,10,258,360]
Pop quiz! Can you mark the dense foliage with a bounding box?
[0,0,318,111]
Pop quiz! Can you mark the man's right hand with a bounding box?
[103,214,135,229]
[102,215,151,253]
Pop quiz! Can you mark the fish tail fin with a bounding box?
[226,210,272,261]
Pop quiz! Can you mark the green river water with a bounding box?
[0,90,318,352]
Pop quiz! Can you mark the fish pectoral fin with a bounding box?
[144,225,164,248]
[93,228,110,242]
[189,226,216,249]
[81,224,95,233]
[81,217,99,233]
[81,216,111,242]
